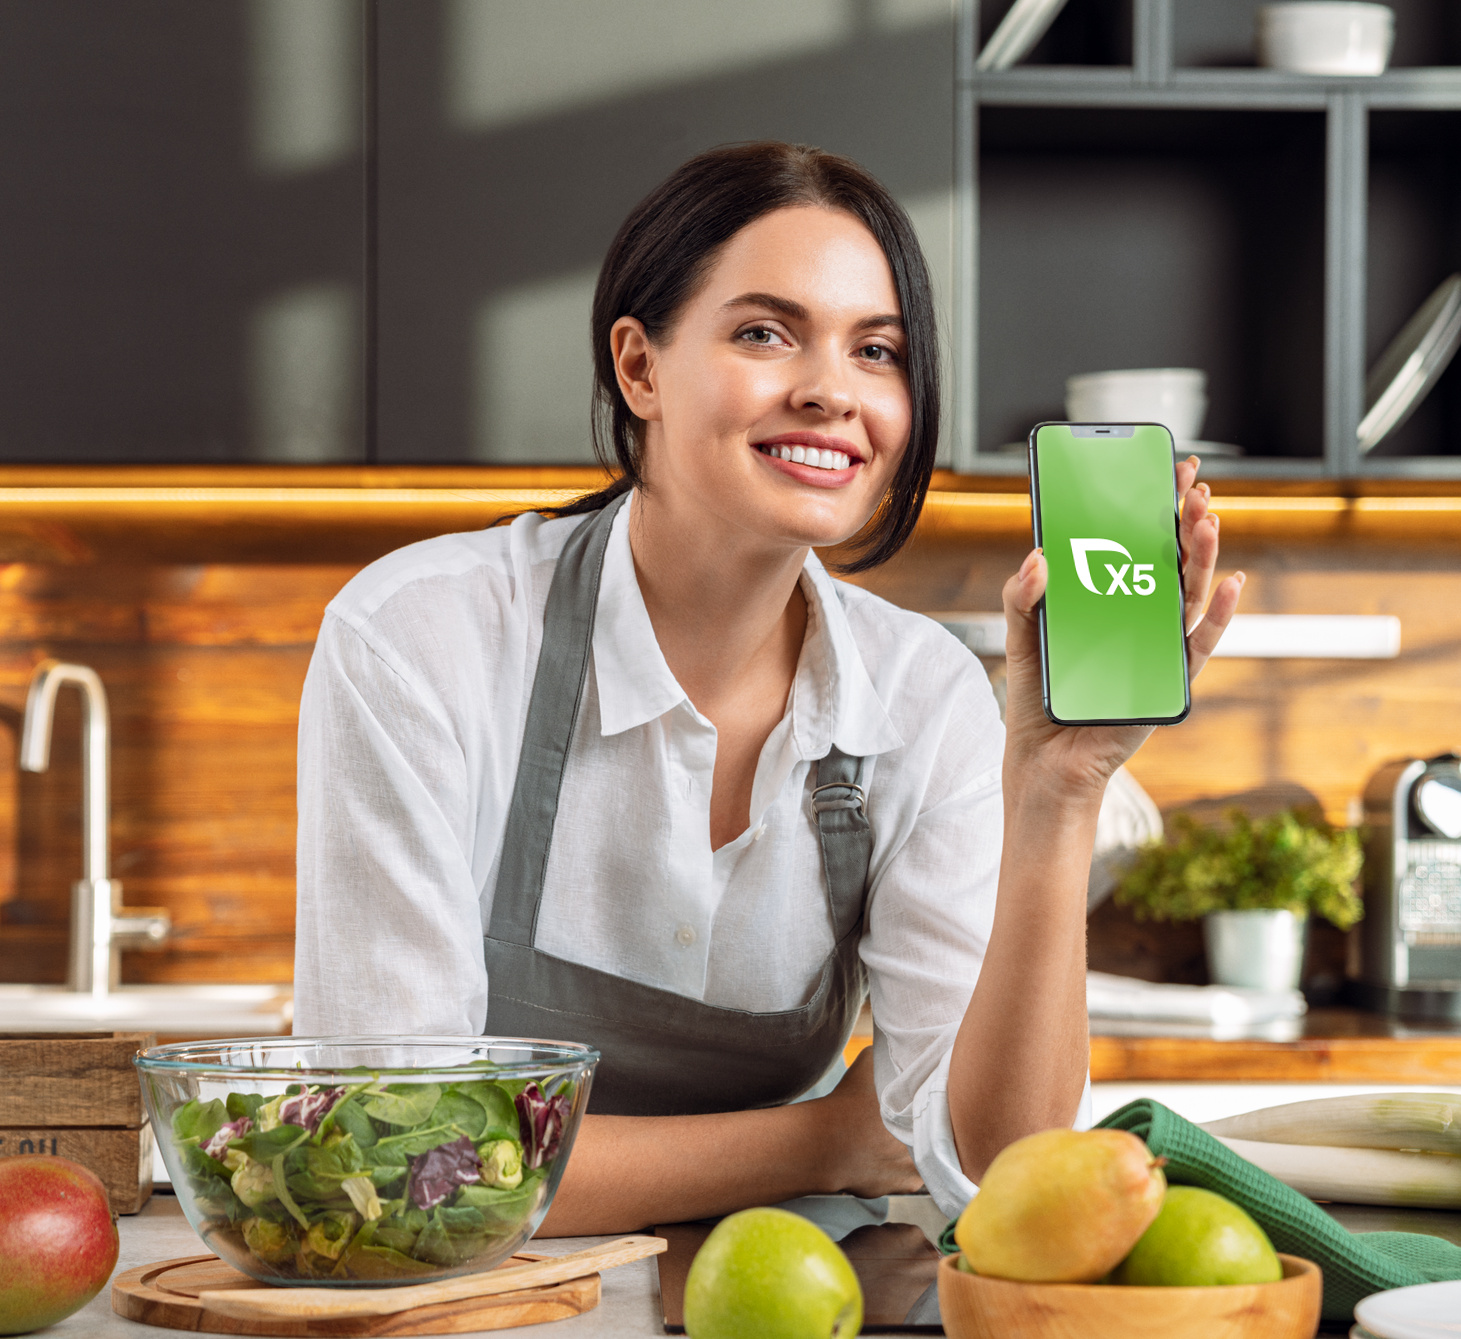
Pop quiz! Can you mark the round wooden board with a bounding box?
[112,1254,600,1336]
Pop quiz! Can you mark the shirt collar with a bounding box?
[790,554,904,761]
[592,498,689,736]
[590,495,903,760]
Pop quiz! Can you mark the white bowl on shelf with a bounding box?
[1065,367,1208,442]
[1256,3,1394,76]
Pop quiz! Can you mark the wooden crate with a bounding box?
[0,1031,155,1213]
[0,1122,152,1214]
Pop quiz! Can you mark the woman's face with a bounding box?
[614,204,913,554]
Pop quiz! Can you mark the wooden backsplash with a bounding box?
[1,480,1458,987]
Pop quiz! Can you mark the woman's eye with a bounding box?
[858,343,900,365]
[738,326,785,346]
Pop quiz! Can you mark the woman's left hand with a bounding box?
[999,455,1243,799]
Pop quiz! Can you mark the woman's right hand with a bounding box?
[812,1048,924,1197]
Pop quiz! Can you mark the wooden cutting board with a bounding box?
[111,1254,599,1335]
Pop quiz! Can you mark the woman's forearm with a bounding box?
[536,1105,832,1236]
[946,780,1099,1183]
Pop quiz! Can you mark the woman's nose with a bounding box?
[789,347,857,419]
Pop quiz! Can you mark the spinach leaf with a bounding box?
[225,1092,266,1123]
[371,1122,462,1160]
[430,1089,487,1141]
[286,1136,366,1203]
[452,1081,518,1140]
[360,1083,441,1127]
[178,1141,230,1184]
[330,1096,378,1149]
[454,1169,546,1229]
[414,1206,494,1267]
[232,1123,309,1162]
[171,1097,228,1144]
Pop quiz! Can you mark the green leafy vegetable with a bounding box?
[170,1074,571,1282]
[361,1084,442,1127]
[172,1098,228,1145]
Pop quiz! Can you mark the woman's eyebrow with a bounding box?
[721,292,905,333]
[722,292,809,320]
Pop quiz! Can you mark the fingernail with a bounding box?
[1212,512,1220,530]
[1200,483,1211,500]
[1019,548,1041,578]
[1236,570,1246,585]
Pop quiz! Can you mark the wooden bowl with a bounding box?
[937,1251,1323,1339]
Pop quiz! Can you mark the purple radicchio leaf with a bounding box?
[202,1117,252,1161]
[407,1135,483,1212]
[277,1086,344,1135]
[515,1083,571,1170]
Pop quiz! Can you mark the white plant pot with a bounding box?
[1203,908,1309,991]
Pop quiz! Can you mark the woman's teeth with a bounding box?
[761,444,851,471]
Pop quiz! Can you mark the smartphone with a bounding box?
[1028,422,1190,726]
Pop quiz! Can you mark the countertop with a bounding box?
[1090,1007,1461,1083]
[84,1196,674,1339]
[65,1193,1461,1338]
[84,1194,951,1339]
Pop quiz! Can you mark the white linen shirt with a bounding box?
[294,499,1031,1217]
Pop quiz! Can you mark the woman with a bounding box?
[294,142,1241,1234]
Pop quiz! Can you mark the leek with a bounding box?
[1201,1093,1461,1154]
[1215,1137,1461,1209]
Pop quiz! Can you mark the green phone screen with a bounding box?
[1031,423,1189,724]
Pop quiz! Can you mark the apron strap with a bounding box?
[489,492,629,947]
[812,745,873,943]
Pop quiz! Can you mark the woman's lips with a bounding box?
[758,442,851,471]
[754,442,860,486]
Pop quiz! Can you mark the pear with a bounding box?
[954,1128,1166,1283]
[1112,1186,1281,1287]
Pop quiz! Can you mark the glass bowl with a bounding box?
[136,1036,597,1287]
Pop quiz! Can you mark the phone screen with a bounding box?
[1029,422,1189,725]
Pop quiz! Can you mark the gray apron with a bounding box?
[483,492,874,1116]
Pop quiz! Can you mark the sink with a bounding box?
[0,983,292,1035]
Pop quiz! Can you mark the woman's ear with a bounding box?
[610,316,660,422]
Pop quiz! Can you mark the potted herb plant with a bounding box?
[1114,808,1363,991]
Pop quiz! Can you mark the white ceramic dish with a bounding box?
[975,0,1070,71]
[1360,273,1461,453]
[1256,3,1394,76]
[1354,1278,1461,1339]
[1065,367,1209,442]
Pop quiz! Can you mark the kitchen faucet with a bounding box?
[19,660,170,997]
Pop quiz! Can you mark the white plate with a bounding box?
[975,0,1070,71]
[1354,1279,1461,1339]
[1360,273,1461,453]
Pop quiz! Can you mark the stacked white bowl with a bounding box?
[1256,3,1395,76]
[1064,368,1208,442]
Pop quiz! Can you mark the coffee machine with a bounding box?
[1353,754,1461,1019]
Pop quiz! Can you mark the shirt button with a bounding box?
[752,825,766,842]
[674,923,697,947]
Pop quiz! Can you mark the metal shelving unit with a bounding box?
[954,0,1461,478]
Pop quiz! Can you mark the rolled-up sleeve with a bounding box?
[855,633,1093,1220]
[293,612,488,1036]
[860,756,1001,1219]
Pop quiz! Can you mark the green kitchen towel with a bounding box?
[936,1099,1461,1323]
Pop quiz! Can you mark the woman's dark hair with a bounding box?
[552,140,940,573]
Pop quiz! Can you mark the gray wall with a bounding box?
[0,0,955,464]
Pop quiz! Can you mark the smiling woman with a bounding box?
[292,142,1241,1238]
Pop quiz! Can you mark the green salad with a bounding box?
[169,1072,574,1280]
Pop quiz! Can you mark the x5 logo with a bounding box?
[1069,538,1156,596]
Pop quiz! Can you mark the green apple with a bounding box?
[1112,1186,1281,1287]
[683,1207,862,1339]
